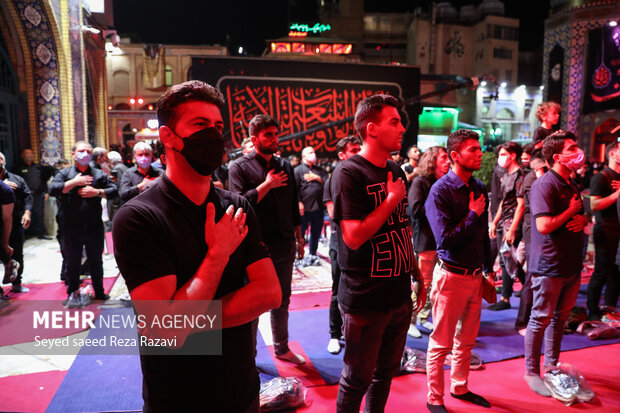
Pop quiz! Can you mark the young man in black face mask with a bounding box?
[113,80,281,413]
[228,114,306,365]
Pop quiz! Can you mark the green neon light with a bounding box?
[289,23,332,33]
[419,107,459,135]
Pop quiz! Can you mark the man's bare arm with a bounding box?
[220,257,281,328]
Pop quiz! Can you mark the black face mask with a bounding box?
[171,127,225,176]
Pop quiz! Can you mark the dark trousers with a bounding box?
[329,248,343,339]
[515,270,533,329]
[587,225,620,316]
[301,210,324,256]
[8,224,25,286]
[337,300,411,413]
[255,238,296,355]
[63,224,105,296]
[26,192,46,237]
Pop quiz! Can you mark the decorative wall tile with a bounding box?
[13,0,62,164]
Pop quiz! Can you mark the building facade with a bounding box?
[0,0,110,167]
[105,41,226,145]
[543,0,620,160]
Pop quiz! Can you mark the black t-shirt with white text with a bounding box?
[332,155,415,313]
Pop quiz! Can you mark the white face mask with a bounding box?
[497,154,509,168]
[306,152,316,164]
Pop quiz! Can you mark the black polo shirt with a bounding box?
[118,165,163,204]
[48,165,117,228]
[408,174,437,252]
[294,162,326,212]
[530,169,584,277]
[113,175,268,412]
[228,152,300,244]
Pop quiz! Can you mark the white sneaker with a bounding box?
[420,321,434,331]
[407,324,422,338]
[327,338,341,354]
[275,350,306,365]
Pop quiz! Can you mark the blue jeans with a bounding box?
[337,299,412,413]
[525,273,581,375]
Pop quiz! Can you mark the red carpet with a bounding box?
[0,370,67,413]
[290,291,332,311]
[4,276,118,301]
[294,343,620,412]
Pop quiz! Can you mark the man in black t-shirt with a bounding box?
[113,81,281,413]
[295,146,327,266]
[322,136,361,355]
[332,94,423,412]
[489,142,526,311]
[587,142,620,320]
[228,114,306,365]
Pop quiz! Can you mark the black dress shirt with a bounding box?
[228,152,301,243]
[49,165,117,228]
[119,166,163,203]
[294,162,326,212]
[0,170,33,225]
[13,163,55,195]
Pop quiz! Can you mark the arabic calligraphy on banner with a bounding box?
[218,77,403,156]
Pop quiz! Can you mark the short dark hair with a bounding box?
[354,94,401,139]
[336,135,362,154]
[157,80,224,129]
[71,140,92,152]
[522,142,535,156]
[249,114,280,136]
[605,141,620,162]
[417,146,448,178]
[542,130,577,166]
[447,129,480,161]
[499,141,523,159]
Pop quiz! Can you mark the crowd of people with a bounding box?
[1,79,617,412]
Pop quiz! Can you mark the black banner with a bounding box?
[583,26,620,114]
[190,57,420,156]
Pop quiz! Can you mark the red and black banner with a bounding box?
[190,57,420,156]
[583,25,620,114]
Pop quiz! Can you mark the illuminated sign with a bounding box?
[270,42,352,55]
[289,23,331,34]
[289,31,308,38]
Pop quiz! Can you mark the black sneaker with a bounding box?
[11,284,29,293]
[488,300,511,311]
[2,260,19,284]
[94,293,110,301]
